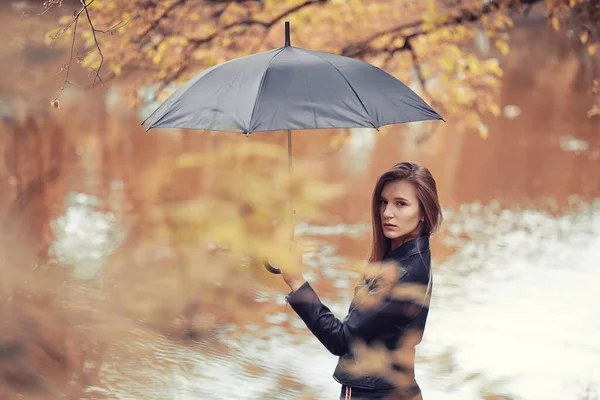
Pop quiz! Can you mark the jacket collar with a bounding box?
[385,234,430,262]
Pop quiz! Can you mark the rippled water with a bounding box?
[419,200,600,400]
[53,194,600,400]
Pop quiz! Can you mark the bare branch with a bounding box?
[51,0,138,101]
[94,12,139,34]
[50,0,96,43]
[37,0,63,16]
[52,13,79,103]
[81,0,105,88]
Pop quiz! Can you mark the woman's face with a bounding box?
[379,179,422,247]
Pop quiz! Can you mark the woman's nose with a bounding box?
[383,205,394,218]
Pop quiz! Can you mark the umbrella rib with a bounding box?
[247,47,287,133]
[296,48,377,129]
[292,51,319,128]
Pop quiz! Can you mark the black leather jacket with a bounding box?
[287,235,432,392]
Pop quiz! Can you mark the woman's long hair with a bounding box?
[368,162,443,262]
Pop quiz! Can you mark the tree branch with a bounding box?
[406,40,431,99]
[187,0,327,46]
[81,0,105,88]
[51,0,138,102]
[142,0,328,89]
[52,12,79,104]
[341,0,543,59]
[38,0,64,16]
[337,0,542,117]
[137,0,187,41]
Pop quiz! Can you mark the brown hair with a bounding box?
[368,162,443,262]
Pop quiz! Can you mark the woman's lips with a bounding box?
[383,223,397,230]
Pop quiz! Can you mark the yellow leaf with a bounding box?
[495,39,510,56]
[477,123,489,139]
[580,31,589,44]
[587,104,600,118]
[82,30,93,43]
[440,57,454,72]
[110,63,122,76]
[494,14,513,29]
[467,111,480,122]
[426,0,437,14]
[588,44,597,56]
[486,59,503,77]
[552,16,560,32]
[81,53,101,70]
[58,15,73,25]
[590,79,599,95]
[329,132,346,149]
[421,21,436,32]
[466,57,480,74]
[44,28,62,46]
[489,104,501,117]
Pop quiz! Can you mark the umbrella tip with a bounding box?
[284,21,290,46]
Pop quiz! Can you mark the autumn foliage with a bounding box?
[0,109,347,397]
[44,0,600,135]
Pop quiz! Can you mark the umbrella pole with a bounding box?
[288,129,294,241]
[263,130,293,275]
[286,22,294,241]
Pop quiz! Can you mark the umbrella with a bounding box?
[142,21,444,273]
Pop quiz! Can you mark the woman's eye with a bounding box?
[396,201,405,207]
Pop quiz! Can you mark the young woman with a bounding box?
[269,162,443,400]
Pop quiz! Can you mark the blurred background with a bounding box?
[0,0,599,399]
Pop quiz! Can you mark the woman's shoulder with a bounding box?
[385,235,430,262]
[388,249,431,284]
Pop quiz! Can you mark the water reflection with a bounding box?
[342,128,378,177]
[57,196,599,399]
[423,200,600,399]
[51,190,125,280]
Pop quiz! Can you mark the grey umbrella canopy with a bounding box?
[142,23,443,133]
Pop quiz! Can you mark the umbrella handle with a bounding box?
[263,260,281,274]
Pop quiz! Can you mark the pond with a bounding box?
[50,123,599,399]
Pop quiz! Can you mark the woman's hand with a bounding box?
[264,259,305,292]
[281,270,305,292]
